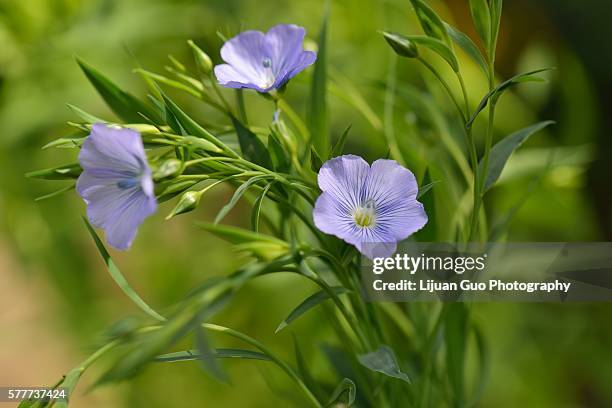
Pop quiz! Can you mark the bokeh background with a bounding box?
[1,0,611,406]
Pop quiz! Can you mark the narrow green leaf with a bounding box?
[467,68,552,127]
[293,335,321,400]
[76,58,160,123]
[396,34,459,72]
[275,287,350,333]
[215,175,269,224]
[479,121,554,191]
[330,125,352,158]
[195,326,228,382]
[82,218,164,321]
[357,345,411,383]
[409,0,452,45]
[42,136,85,150]
[134,68,202,98]
[489,0,503,55]
[308,5,329,158]
[196,222,288,246]
[251,182,274,233]
[325,378,356,407]
[231,116,272,168]
[26,163,81,180]
[156,348,272,362]
[35,183,75,202]
[444,24,489,79]
[66,103,107,123]
[469,0,491,50]
[161,94,230,153]
[417,179,440,200]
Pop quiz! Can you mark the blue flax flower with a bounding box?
[214,24,316,92]
[77,124,157,250]
[313,155,428,259]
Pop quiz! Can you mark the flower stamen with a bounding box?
[354,200,377,228]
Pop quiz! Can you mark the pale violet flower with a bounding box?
[77,124,157,250]
[313,155,428,259]
[214,24,317,92]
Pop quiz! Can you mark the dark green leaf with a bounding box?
[467,68,552,128]
[76,58,160,123]
[267,131,290,172]
[215,175,269,224]
[417,179,439,200]
[155,348,272,362]
[83,218,164,321]
[325,378,356,407]
[444,24,489,79]
[357,345,410,383]
[308,6,329,158]
[231,116,272,168]
[275,287,350,333]
[409,0,452,45]
[310,147,324,172]
[469,0,491,50]
[26,163,81,180]
[330,125,352,158]
[479,121,554,191]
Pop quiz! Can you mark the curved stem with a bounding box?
[418,57,467,122]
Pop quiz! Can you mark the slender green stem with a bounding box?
[418,57,467,122]
[202,323,322,408]
[384,54,404,165]
[276,97,310,143]
[235,89,248,125]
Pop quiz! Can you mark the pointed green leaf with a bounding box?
[325,378,356,407]
[76,58,160,123]
[251,182,274,233]
[490,0,503,55]
[308,6,329,157]
[35,184,75,202]
[357,345,411,383]
[231,116,272,168]
[196,222,288,246]
[26,163,81,180]
[275,287,350,333]
[467,68,553,127]
[66,103,107,123]
[417,179,440,200]
[310,147,324,172]
[83,218,164,321]
[330,125,352,158]
[155,348,272,362]
[479,121,554,191]
[444,24,489,79]
[215,175,270,224]
[134,68,201,98]
[409,0,452,45]
[469,0,491,50]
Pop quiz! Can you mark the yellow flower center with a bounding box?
[353,200,376,228]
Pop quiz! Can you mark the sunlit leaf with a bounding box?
[445,24,489,79]
[409,0,452,45]
[479,121,555,191]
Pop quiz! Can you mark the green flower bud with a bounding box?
[153,159,184,181]
[166,190,202,220]
[382,32,419,58]
[187,40,213,76]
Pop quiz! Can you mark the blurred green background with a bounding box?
[1,0,611,406]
